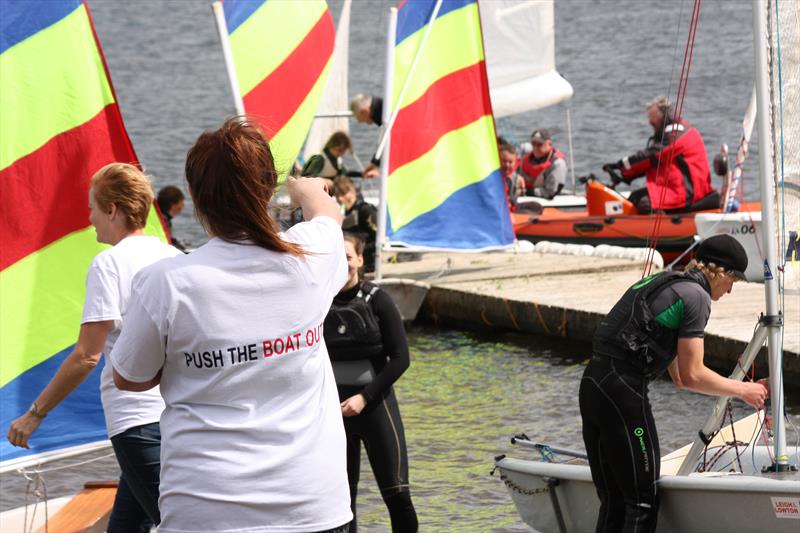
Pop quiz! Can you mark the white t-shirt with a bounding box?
[111,216,351,533]
[81,235,181,437]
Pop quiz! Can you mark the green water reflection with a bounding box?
[352,327,586,532]
[351,327,800,532]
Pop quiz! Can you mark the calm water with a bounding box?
[2,0,789,529]
[3,328,799,531]
[83,0,761,247]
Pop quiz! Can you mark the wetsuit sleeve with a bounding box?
[301,155,324,177]
[358,202,377,233]
[361,289,410,403]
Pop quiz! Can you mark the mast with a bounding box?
[752,0,788,470]
[374,7,397,281]
[211,1,245,115]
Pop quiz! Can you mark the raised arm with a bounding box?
[7,321,112,448]
[288,176,342,224]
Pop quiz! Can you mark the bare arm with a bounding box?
[7,321,112,448]
[675,337,768,408]
[288,176,342,224]
[113,368,161,392]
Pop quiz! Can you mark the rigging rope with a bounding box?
[642,0,702,278]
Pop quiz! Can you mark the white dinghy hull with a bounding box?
[495,447,800,533]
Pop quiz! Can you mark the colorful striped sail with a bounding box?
[0,0,167,467]
[386,0,514,250]
[220,0,335,177]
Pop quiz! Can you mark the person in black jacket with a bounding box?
[334,177,377,273]
[324,234,418,533]
[580,234,768,532]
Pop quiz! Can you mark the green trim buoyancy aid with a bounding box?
[593,271,702,379]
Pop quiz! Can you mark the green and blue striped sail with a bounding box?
[386,0,513,250]
[0,0,166,466]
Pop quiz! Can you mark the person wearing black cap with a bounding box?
[579,234,768,532]
[519,128,568,198]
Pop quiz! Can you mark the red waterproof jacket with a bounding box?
[621,122,714,210]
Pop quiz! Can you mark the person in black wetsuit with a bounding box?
[324,234,418,533]
[580,234,769,533]
[334,177,377,273]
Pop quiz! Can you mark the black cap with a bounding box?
[696,234,748,279]
[530,129,551,144]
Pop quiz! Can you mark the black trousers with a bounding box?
[579,356,661,533]
[338,387,418,533]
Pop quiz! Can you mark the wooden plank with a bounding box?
[36,482,117,533]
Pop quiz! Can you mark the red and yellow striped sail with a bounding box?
[387,0,514,249]
[0,0,166,465]
[222,0,335,176]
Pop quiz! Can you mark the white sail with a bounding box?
[479,0,573,117]
[302,0,352,161]
[768,0,799,292]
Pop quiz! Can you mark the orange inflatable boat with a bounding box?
[512,177,759,262]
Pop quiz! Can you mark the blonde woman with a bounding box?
[7,163,181,532]
[579,234,768,532]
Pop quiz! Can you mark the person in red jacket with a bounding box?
[604,96,716,213]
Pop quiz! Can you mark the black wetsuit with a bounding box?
[579,270,711,533]
[342,197,377,273]
[324,282,418,533]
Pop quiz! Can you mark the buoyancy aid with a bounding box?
[520,147,565,186]
[621,122,714,210]
[593,271,703,379]
[318,149,342,179]
[324,282,383,363]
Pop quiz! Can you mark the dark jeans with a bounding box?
[108,422,161,533]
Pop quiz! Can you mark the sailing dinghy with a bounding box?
[494,1,800,531]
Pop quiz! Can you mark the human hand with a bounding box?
[287,176,330,208]
[602,163,623,184]
[363,164,380,178]
[341,394,367,417]
[740,380,769,409]
[7,412,43,449]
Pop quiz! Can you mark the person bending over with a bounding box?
[579,234,768,532]
[324,234,418,533]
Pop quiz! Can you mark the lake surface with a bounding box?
[2,1,790,529]
[3,327,798,531]
[83,0,762,247]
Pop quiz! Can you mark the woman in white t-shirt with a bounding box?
[6,163,181,532]
[111,118,352,533]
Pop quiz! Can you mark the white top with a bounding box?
[81,235,180,438]
[111,217,351,533]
